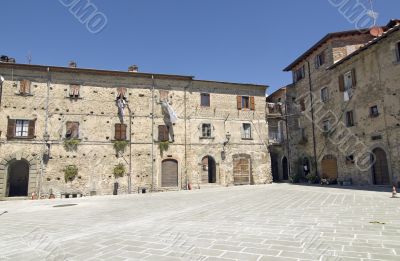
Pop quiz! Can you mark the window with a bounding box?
[159,90,169,101]
[242,123,252,139]
[201,124,212,138]
[339,69,356,92]
[396,42,400,62]
[293,66,305,82]
[115,123,127,140]
[158,125,169,142]
[370,106,379,117]
[320,87,329,102]
[15,120,29,137]
[315,52,325,68]
[66,122,79,139]
[7,119,35,139]
[69,84,80,98]
[346,155,355,164]
[371,134,382,141]
[200,93,210,107]
[299,98,306,111]
[346,111,354,127]
[19,80,31,95]
[237,96,255,110]
[322,120,331,132]
[117,87,127,100]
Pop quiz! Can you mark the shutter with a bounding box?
[6,119,16,139]
[115,124,121,140]
[158,125,168,141]
[120,124,127,140]
[20,80,31,94]
[339,75,345,92]
[28,119,36,139]
[250,96,255,110]
[19,80,26,94]
[237,96,242,110]
[351,68,357,88]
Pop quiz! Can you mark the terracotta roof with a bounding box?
[328,24,400,69]
[283,29,372,72]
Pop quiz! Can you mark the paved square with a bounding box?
[0,184,399,261]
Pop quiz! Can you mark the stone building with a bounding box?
[282,19,400,185]
[0,62,270,198]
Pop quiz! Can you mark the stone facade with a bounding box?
[282,20,400,185]
[0,63,271,198]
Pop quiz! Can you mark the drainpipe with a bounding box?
[306,61,318,176]
[0,75,4,107]
[183,79,192,190]
[284,99,291,177]
[38,67,51,197]
[126,104,132,194]
[151,75,155,192]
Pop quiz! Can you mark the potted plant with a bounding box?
[63,138,81,151]
[113,140,129,155]
[159,141,169,157]
[113,163,126,178]
[306,173,317,184]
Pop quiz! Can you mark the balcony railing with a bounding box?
[267,103,283,115]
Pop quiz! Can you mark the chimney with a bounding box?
[128,65,139,72]
[69,61,77,68]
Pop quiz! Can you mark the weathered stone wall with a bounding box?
[0,66,271,197]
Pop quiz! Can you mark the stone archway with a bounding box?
[0,152,38,198]
[371,148,390,185]
[201,156,217,184]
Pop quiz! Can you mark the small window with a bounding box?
[346,155,355,164]
[66,122,79,139]
[19,80,31,95]
[158,125,169,142]
[322,120,331,132]
[200,93,210,107]
[371,134,382,141]
[370,106,379,117]
[293,66,305,82]
[396,42,400,62]
[242,123,252,139]
[321,87,329,102]
[115,123,127,140]
[69,84,80,98]
[346,111,354,127]
[201,124,212,138]
[315,52,325,68]
[242,96,250,109]
[299,98,306,111]
[15,120,29,137]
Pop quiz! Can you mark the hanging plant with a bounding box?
[64,165,78,182]
[63,138,81,151]
[159,141,169,157]
[113,140,129,154]
[113,163,126,178]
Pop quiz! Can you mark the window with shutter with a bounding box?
[28,120,36,139]
[66,122,79,139]
[117,87,127,100]
[346,111,355,127]
[201,124,212,138]
[242,123,252,139]
[250,96,255,110]
[69,84,80,98]
[351,69,357,87]
[19,80,31,95]
[200,93,210,107]
[114,123,127,140]
[315,52,325,68]
[241,96,250,109]
[339,75,345,92]
[158,125,169,142]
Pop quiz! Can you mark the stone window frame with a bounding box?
[320,87,329,102]
[199,122,215,139]
[314,51,325,69]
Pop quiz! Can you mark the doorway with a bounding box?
[161,159,178,187]
[7,160,30,197]
[201,156,216,183]
[372,148,390,185]
[282,157,289,180]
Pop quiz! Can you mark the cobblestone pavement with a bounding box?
[0,184,400,261]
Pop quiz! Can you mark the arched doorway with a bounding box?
[282,157,289,180]
[161,159,178,187]
[271,154,279,182]
[321,155,338,180]
[201,156,216,183]
[372,148,390,185]
[7,160,30,197]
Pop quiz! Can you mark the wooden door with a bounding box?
[321,155,338,180]
[372,148,390,185]
[162,160,178,187]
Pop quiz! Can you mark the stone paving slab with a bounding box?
[0,184,399,260]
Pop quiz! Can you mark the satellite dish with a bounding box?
[370,26,384,37]
[0,76,4,83]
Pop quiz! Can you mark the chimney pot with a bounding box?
[128,65,139,72]
[69,61,77,68]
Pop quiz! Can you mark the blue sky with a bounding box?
[1,0,399,93]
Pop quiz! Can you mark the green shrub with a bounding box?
[159,141,169,157]
[113,163,126,178]
[64,165,78,182]
[113,140,129,154]
[63,138,80,151]
[306,173,318,184]
[289,173,301,183]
